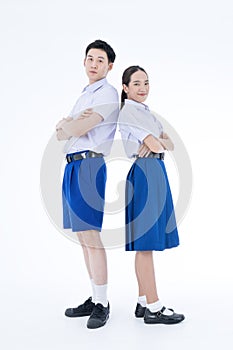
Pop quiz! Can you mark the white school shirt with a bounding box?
[119,99,163,158]
[64,78,119,156]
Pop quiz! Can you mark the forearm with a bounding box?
[158,133,174,151]
[158,138,174,151]
[143,134,165,153]
[61,119,87,137]
[61,111,103,138]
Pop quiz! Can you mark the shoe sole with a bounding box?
[65,311,93,318]
[144,316,185,325]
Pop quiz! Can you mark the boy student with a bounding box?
[56,40,119,329]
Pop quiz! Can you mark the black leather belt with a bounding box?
[135,152,165,160]
[66,151,104,163]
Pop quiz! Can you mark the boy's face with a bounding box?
[84,48,113,84]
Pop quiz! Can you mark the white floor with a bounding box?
[1,239,233,350]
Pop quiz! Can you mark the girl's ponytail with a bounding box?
[121,89,128,105]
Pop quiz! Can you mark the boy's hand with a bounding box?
[56,117,73,130]
[56,128,70,141]
[78,108,94,119]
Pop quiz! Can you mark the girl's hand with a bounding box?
[138,143,151,157]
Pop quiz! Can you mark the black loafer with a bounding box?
[135,303,146,318]
[65,297,95,317]
[87,303,110,329]
[144,306,185,325]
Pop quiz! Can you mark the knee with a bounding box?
[136,251,152,258]
[76,231,86,246]
[80,230,103,249]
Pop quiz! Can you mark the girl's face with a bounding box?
[123,70,149,103]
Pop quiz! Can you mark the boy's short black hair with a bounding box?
[85,40,116,63]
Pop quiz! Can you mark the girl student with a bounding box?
[119,66,185,325]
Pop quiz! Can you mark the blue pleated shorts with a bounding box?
[62,153,106,232]
[126,157,179,251]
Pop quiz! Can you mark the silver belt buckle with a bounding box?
[88,151,96,158]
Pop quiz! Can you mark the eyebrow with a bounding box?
[132,79,149,83]
[87,54,105,60]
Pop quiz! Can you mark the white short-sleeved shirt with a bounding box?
[119,99,163,158]
[64,78,119,156]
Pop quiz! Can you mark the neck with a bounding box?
[88,77,106,85]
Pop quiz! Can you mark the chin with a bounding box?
[139,98,147,103]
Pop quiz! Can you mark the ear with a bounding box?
[83,58,86,67]
[108,62,113,71]
[123,84,128,94]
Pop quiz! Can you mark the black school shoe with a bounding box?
[144,306,185,325]
[65,297,95,317]
[87,303,110,329]
[135,303,146,318]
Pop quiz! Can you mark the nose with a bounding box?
[139,86,146,92]
[91,60,97,69]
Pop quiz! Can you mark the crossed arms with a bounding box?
[56,109,103,141]
[138,133,174,157]
[56,110,174,157]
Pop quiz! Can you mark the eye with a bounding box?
[98,59,103,63]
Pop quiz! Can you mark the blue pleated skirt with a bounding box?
[126,157,179,251]
[62,154,106,232]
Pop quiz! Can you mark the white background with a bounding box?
[0,0,233,349]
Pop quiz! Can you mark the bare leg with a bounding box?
[77,232,92,279]
[78,230,107,285]
[135,251,159,304]
[135,254,145,296]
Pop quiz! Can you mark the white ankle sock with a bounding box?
[90,278,96,303]
[147,300,163,312]
[93,283,108,307]
[147,300,173,315]
[162,307,174,316]
[138,295,147,307]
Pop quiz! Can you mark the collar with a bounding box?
[125,99,150,111]
[82,78,107,93]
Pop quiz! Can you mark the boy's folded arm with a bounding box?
[61,111,103,137]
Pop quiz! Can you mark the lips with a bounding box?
[89,71,97,74]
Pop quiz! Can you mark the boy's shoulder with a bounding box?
[98,80,118,93]
[94,81,119,101]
